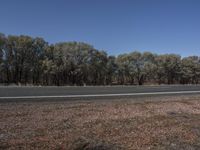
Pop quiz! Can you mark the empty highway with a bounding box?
[0,85,200,101]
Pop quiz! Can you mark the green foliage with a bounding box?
[0,33,199,85]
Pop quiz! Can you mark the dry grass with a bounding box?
[1,95,200,149]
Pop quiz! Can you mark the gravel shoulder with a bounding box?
[1,95,200,149]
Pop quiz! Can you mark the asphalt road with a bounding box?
[0,85,200,101]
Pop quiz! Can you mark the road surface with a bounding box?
[0,85,200,101]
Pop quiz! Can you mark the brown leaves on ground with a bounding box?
[1,95,200,150]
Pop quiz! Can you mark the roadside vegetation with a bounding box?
[0,33,200,86]
[1,95,200,149]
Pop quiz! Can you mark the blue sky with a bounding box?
[0,0,200,56]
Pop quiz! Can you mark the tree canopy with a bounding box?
[0,33,200,85]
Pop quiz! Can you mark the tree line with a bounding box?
[0,33,200,86]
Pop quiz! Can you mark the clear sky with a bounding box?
[0,0,200,56]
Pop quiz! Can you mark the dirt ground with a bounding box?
[1,95,200,150]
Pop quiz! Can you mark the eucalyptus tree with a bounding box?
[88,50,108,85]
[142,52,157,83]
[5,35,33,84]
[41,45,56,85]
[181,56,200,84]
[155,54,181,84]
[0,33,6,83]
[31,37,48,84]
[0,33,5,62]
[53,42,93,85]
[106,56,118,85]
[116,54,131,84]
[128,51,156,85]
[2,35,16,84]
[128,52,143,85]
[116,52,156,85]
